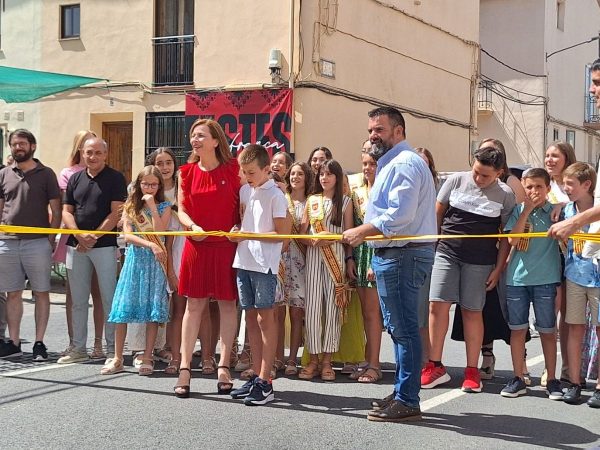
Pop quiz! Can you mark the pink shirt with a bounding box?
[58,164,85,190]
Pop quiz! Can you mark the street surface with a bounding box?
[1,278,599,450]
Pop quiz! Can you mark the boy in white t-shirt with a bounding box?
[229,144,290,406]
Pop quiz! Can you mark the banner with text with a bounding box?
[185,89,293,156]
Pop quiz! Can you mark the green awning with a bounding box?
[0,66,104,103]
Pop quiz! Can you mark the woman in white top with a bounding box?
[546,141,576,205]
[148,147,186,374]
[545,140,577,384]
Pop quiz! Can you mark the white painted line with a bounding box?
[524,353,547,368]
[420,351,555,412]
[0,362,69,377]
[421,388,465,411]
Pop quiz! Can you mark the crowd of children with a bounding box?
[38,118,600,410]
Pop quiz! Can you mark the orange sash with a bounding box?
[286,193,307,259]
[308,195,351,320]
[516,222,532,252]
[132,208,168,276]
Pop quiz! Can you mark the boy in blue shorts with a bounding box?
[229,144,290,406]
[560,162,600,406]
[501,168,562,400]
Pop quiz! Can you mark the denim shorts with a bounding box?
[506,284,558,333]
[236,268,277,310]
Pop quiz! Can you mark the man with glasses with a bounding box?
[58,137,126,367]
[0,129,61,360]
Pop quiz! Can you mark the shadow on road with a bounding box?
[416,412,599,450]
[2,371,598,449]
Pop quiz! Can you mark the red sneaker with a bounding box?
[421,361,451,389]
[461,367,482,393]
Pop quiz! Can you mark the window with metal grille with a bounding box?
[145,112,188,167]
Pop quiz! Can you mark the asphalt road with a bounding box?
[1,281,599,450]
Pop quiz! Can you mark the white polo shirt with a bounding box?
[233,179,288,274]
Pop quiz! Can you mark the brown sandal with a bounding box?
[165,359,180,375]
[201,357,217,375]
[299,361,319,380]
[320,362,336,381]
[284,359,298,376]
[358,366,382,383]
[217,366,234,395]
[174,368,191,398]
[240,368,256,380]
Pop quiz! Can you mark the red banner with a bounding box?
[185,89,293,156]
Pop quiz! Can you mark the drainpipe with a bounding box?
[289,0,295,89]
[289,0,296,157]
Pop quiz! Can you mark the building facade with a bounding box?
[0,0,479,176]
[478,0,600,169]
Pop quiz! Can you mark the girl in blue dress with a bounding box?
[102,166,172,376]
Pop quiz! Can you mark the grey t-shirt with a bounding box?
[0,160,61,239]
[437,171,516,265]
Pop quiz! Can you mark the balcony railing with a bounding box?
[584,95,600,124]
[478,80,493,111]
[152,35,194,87]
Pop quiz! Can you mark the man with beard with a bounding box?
[0,129,61,360]
[342,107,436,421]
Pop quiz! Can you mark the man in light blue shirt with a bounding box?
[343,107,436,422]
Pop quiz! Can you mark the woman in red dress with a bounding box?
[174,119,240,397]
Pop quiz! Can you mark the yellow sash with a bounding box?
[286,193,307,259]
[351,184,369,221]
[516,222,532,252]
[132,208,168,276]
[573,231,585,255]
[308,195,351,318]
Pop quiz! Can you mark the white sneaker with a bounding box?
[57,350,89,364]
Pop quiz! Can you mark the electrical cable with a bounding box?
[481,48,546,78]
[295,81,471,129]
[480,74,546,100]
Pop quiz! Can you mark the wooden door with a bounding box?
[102,121,133,184]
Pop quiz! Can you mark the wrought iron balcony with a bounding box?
[478,80,493,113]
[584,95,600,129]
[152,35,194,87]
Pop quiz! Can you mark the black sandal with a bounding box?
[174,368,191,398]
[479,348,496,380]
[217,365,234,395]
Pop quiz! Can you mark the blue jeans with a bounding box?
[372,245,434,408]
[236,268,277,310]
[506,284,558,333]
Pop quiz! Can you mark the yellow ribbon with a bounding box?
[1,225,599,242]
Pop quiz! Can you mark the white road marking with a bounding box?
[0,362,69,378]
[0,350,556,412]
[421,389,465,411]
[421,352,554,412]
